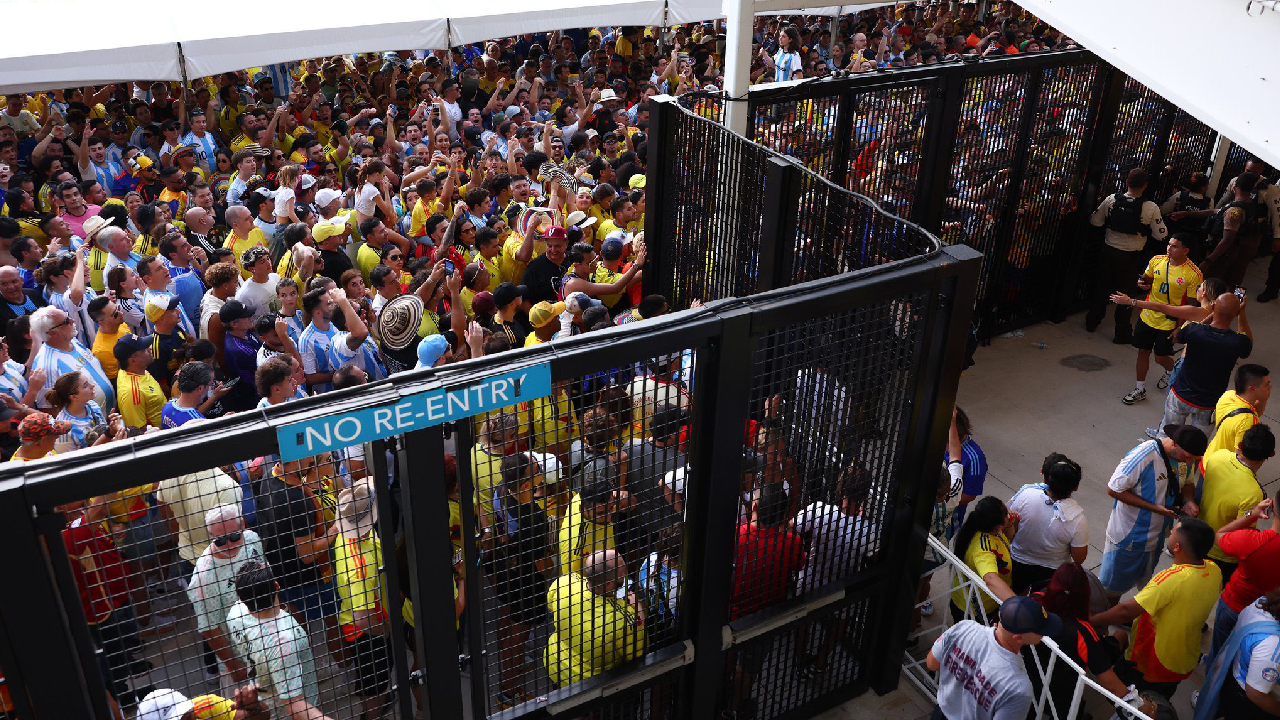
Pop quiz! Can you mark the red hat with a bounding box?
[19,412,72,443]
[543,225,568,241]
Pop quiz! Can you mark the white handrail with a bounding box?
[903,534,1154,720]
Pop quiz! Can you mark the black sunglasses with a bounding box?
[385,253,403,261]
[212,531,243,547]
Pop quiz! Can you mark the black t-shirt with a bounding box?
[255,474,324,589]
[146,328,190,390]
[522,254,570,306]
[1023,618,1116,712]
[487,314,532,347]
[1172,322,1253,407]
[319,248,354,283]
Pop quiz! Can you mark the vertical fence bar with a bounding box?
[830,86,856,190]
[916,64,965,232]
[756,157,804,293]
[399,428,466,720]
[369,439,417,720]
[868,245,982,694]
[682,312,755,720]
[0,481,101,718]
[453,418,492,718]
[644,96,676,298]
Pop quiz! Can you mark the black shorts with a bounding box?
[345,631,393,697]
[1132,318,1175,356]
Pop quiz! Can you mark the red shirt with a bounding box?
[1219,527,1280,612]
[729,522,805,621]
[62,514,131,624]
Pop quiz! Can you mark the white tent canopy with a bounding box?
[993,0,1280,169]
[1,0,1277,168]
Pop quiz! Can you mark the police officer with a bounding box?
[1203,171,1257,289]
[1160,172,1214,260]
[1087,167,1168,344]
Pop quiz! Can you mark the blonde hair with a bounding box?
[277,164,302,193]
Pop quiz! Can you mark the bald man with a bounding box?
[544,549,647,688]
[185,206,218,255]
[1161,293,1254,437]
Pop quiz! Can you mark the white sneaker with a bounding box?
[1123,388,1147,405]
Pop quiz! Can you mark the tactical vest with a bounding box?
[1106,193,1147,236]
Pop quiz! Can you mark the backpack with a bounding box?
[1106,192,1146,235]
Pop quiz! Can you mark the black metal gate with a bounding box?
[0,212,977,720]
[738,50,1233,338]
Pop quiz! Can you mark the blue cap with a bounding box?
[415,334,450,370]
[601,237,625,261]
[999,596,1062,636]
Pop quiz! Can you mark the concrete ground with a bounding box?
[834,256,1280,718]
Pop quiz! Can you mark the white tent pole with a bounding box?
[723,0,753,135]
[1209,136,1233,200]
[177,41,189,91]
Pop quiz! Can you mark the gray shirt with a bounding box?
[931,620,1033,720]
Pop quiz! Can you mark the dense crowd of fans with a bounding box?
[0,1,1277,719]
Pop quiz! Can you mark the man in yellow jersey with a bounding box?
[224,206,267,279]
[332,481,392,719]
[544,548,646,688]
[557,478,621,577]
[1206,364,1270,457]
[1124,234,1200,406]
[113,333,166,428]
[1090,518,1221,699]
[1200,425,1273,582]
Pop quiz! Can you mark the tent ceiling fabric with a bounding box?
[2,0,1275,168]
[1012,0,1280,169]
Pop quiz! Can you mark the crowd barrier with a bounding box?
[0,249,979,717]
[902,535,1156,720]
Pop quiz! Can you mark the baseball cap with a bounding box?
[492,282,526,308]
[253,186,277,201]
[505,105,522,119]
[999,596,1062,636]
[253,72,272,86]
[109,120,129,133]
[127,154,154,176]
[136,689,193,720]
[218,299,255,324]
[314,187,342,208]
[471,291,496,317]
[542,225,568,241]
[312,219,347,243]
[628,174,647,189]
[241,244,271,269]
[565,291,601,315]
[335,480,378,538]
[415,333,451,369]
[143,294,180,323]
[1163,424,1209,458]
[18,412,73,444]
[601,238,625,261]
[298,174,317,190]
[112,333,154,365]
[529,300,566,328]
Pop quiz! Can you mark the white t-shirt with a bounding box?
[199,292,227,340]
[1233,599,1280,701]
[235,274,280,322]
[355,183,379,217]
[794,501,876,592]
[442,100,463,140]
[1007,483,1088,569]
[930,620,1033,720]
[187,531,265,633]
[226,602,318,705]
[274,188,297,221]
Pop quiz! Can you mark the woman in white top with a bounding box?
[273,164,302,225]
[353,158,395,225]
[1007,453,1089,594]
[760,26,805,82]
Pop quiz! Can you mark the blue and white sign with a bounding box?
[276,363,551,461]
